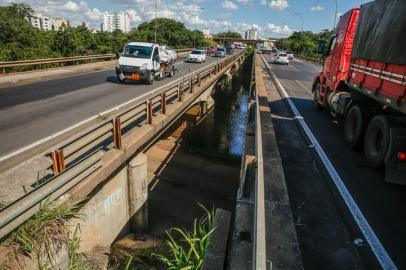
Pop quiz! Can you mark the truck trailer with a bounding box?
[312,0,406,184]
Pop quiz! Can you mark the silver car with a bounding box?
[274,53,289,65]
[215,48,226,58]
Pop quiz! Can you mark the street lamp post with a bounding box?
[154,0,157,44]
[193,7,205,48]
[333,0,338,30]
[294,12,304,55]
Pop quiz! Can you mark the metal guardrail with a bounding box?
[253,53,267,270]
[0,48,193,74]
[297,55,324,66]
[0,50,246,240]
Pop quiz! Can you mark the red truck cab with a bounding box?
[312,1,406,185]
[313,8,359,106]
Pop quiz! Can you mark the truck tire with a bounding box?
[146,71,154,85]
[364,115,390,168]
[344,104,371,148]
[312,83,322,110]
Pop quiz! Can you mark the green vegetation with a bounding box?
[1,199,83,270]
[0,3,210,64]
[155,204,215,270]
[214,31,242,39]
[278,29,333,60]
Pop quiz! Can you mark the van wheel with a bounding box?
[312,83,322,110]
[117,76,125,84]
[168,68,174,78]
[364,115,390,168]
[146,72,154,85]
[344,104,371,149]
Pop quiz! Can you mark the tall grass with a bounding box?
[2,199,83,270]
[156,204,216,270]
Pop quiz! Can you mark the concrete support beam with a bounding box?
[127,153,148,233]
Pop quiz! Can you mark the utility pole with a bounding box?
[294,12,304,55]
[193,7,204,48]
[333,0,338,30]
[154,0,157,44]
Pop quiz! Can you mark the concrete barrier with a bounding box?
[202,209,231,270]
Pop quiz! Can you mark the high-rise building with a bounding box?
[28,13,56,31]
[202,29,212,38]
[244,28,258,40]
[54,18,69,30]
[101,12,131,33]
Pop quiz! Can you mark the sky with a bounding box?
[1,0,372,38]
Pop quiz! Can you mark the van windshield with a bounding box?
[123,45,153,59]
[191,50,203,54]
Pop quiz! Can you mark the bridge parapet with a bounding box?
[0,50,247,241]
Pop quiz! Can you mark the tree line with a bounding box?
[277,29,333,59]
[0,3,212,62]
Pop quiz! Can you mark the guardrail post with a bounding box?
[161,93,166,114]
[51,150,59,175]
[51,150,65,175]
[178,83,183,102]
[2,68,5,74]
[58,150,65,172]
[197,73,201,87]
[190,77,194,93]
[147,100,153,125]
[113,118,122,149]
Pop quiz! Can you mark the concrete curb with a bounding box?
[255,53,304,270]
[202,209,232,270]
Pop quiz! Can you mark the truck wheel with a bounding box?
[344,104,371,148]
[312,83,322,110]
[146,72,154,85]
[364,115,390,168]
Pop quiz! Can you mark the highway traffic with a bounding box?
[0,54,223,158]
[261,53,406,269]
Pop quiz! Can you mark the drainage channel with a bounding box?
[106,53,253,270]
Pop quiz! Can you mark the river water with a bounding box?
[182,54,253,157]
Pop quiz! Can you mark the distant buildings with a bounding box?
[101,12,131,33]
[245,28,259,40]
[28,13,69,31]
[202,29,212,38]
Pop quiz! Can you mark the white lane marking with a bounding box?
[0,55,228,162]
[260,54,397,270]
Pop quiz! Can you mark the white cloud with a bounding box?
[236,0,252,5]
[266,23,293,35]
[222,1,238,10]
[260,0,267,5]
[311,5,323,11]
[268,0,289,10]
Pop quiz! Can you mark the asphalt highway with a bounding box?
[0,55,222,157]
[262,54,406,269]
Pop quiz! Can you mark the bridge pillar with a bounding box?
[127,153,148,233]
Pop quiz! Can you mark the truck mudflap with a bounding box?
[385,128,406,184]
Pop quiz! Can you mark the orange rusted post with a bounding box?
[147,100,153,125]
[178,83,183,102]
[113,118,122,149]
[189,77,194,93]
[51,151,59,175]
[161,93,166,114]
[57,150,65,172]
